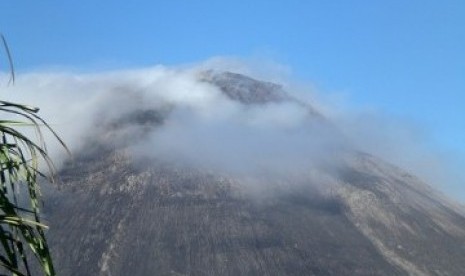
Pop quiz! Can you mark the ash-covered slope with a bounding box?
[41,72,465,276]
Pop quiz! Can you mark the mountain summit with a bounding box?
[41,72,465,275]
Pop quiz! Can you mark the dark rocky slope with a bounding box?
[41,72,465,275]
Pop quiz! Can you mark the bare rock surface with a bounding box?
[40,72,465,275]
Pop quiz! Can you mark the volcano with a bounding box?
[40,71,465,275]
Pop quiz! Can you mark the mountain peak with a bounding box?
[200,70,291,104]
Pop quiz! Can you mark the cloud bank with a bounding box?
[0,59,462,200]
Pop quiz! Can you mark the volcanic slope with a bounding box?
[42,71,465,275]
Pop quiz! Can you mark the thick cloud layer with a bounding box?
[0,60,462,200]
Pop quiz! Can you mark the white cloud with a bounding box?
[1,59,462,200]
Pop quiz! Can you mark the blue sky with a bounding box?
[1,1,464,190]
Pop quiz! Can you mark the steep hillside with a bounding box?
[40,72,465,275]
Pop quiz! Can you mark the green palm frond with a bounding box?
[0,100,68,276]
[0,34,67,275]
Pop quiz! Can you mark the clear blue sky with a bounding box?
[1,1,464,172]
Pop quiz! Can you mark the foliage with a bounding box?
[0,34,67,275]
